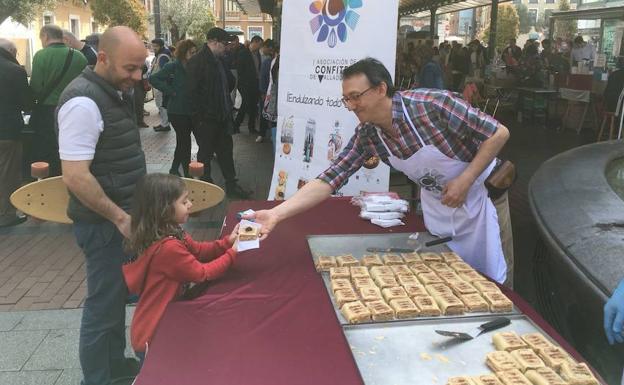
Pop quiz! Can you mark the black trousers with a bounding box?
[195,118,236,184]
[133,84,146,124]
[169,113,197,177]
[234,87,258,132]
[30,104,61,176]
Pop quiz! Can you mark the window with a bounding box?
[43,13,54,25]
[70,16,80,37]
[546,0,554,3]
[91,19,98,33]
[528,9,538,25]
[529,0,538,4]
[248,26,263,39]
[226,0,239,12]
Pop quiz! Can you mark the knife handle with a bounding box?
[480,317,511,333]
[425,236,453,247]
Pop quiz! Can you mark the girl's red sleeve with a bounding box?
[184,233,232,262]
[161,239,236,283]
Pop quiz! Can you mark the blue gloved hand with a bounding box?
[604,278,624,345]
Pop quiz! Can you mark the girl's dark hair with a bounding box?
[125,173,187,256]
[174,39,196,61]
[342,57,396,97]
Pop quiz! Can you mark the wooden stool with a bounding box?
[597,112,617,142]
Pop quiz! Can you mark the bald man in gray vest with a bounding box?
[57,26,146,385]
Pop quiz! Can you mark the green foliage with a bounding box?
[89,0,147,36]
[554,0,577,39]
[0,0,58,25]
[161,0,215,43]
[481,4,519,51]
[516,3,531,34]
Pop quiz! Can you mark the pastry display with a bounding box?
[420,252,443,264]
[361,254,383,267]
[432,292,465,315]
[472,374,505,385]
[403,284,429,298]
[382,254,404,265]
[447,376,477,385]
[370,266,394,279]
[474,281,503,294]
[381,286,408,302]
[486,351,520,372]
[359,286,383,302]
[390,264,413,276]
[401,252,422,264]
[412,295,442,316]
[330,278,353,293]
[336,254,359,267]
[430,262,454,273]
[329,267,350,280]
[418,272,444,285]
[441,251,463,263]
[521,333,553,354]
[496,369,533,385]
[374,275,399,288]
[409,262,434,275]
[366,300,395,321]
[510,349,546,372]
[350,266,370,279]
[558,362,599,385]
[437,271,464,284]
[352,277,377,290]
[537,346,575,372]
[315,256,337,272]
[425,283,454,297]
[449,280,479,296]
[450,261,475,273]
[493,332,528,352]
[459,270,488,283]
[239,225,259,241]
[459,293,490,313]
[389,297,420,318]
[525,367,567,385]
[334,288,359,307]
[340,301,371,324]
[483,291,514,313]
[397,274,421,287]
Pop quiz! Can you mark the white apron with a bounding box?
[376,99,507,283]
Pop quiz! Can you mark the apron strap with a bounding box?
[399,97,426,147]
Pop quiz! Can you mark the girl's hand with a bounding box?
[231,239,238,252]
[228,223,240,246]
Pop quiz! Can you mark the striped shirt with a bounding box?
[317,89,500,191]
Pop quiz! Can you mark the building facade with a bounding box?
[213,0,274,41]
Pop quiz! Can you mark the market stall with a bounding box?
[134,198,606,385]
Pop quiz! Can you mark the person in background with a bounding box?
[133,61,149,128]
[150,38,172,132]
[63,30,97,66]
[234,35,263,134]
[518,43,543,87]
[0,38,31,227]
[123,173,240,366]
[450,45,469,91]
[570,36,595,66]
[29,24,87,176]
[603,56,624,114]
[419,46,444,89]
[257,39,276,143]
[468,39,486,78]
[85,33,101,51]
[262,50,280,152]
[502,38,522,67]
[150,39,198,177]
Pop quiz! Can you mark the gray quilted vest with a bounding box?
[56,67,146,223]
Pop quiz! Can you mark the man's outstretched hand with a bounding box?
[243,209,279,240]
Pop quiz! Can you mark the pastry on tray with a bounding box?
[401,252,422,264]
[558,362,599,385]
[412,295,442,316]
[329,267,350,280]
[472,374,505,385]
[409,262,433,275]
[441,251,463,263]
[510,349,546,372]
[336,254,359,267]
[381,286,408,302]
[370,266,394,279]
[374,275,399,289]
[418,272,444,285]
[349,266,370,279]
[352,277,377,290]
[359,286,383,302]
[486,351,520,372]
[425,283,453,297]
[450,261,475,273]
[432,292,465,315]
[397,274,421,287]
[483,291,514,313]
[459,270,488,283]
[437,271,464,285]
[420,252,443,264]
[315,256,337,272]
[334,288,359,307]
[403,284,429,298]
[447,376,477,385]
[430,262,454,273]
[390,264,413,276]
[239,225,259,241]
[366,300,395,322]
[493,331,529,352]
[474,281,503,294]
[389,297,420,318]
[496,369,533,385]
[361,254,383,267]
[524,367,567,385]
[459,293,489,312]
[537,346,576,372]
[340,301,371,324]
[330,278,353,293]
[449,280,479,296]
[382,254,405,265]
[521,333,553,354]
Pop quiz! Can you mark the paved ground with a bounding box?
[0,98,598,384]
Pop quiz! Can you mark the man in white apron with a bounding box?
[248,58,512,286]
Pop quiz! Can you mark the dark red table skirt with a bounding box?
[134,198,599,385]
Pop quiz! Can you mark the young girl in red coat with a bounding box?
[123,173,239,365]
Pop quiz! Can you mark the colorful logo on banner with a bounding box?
[309,0,362,48]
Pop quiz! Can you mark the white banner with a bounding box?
[269,0,398,200]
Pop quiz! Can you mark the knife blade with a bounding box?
[365,247,416,253]
[435,317,511,341]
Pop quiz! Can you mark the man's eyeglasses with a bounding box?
[341,86,374,106]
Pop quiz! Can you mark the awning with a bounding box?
[403,0,511,17]
[549,5,624,20]
[233,0,275,15]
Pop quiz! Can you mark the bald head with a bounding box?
[0,38,17,57]
[99,26,144,57]
[95,26,147,92]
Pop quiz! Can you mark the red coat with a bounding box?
[123,233,236,353]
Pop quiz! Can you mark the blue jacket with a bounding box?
[420,61,444,90]
[149,60,191,116]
